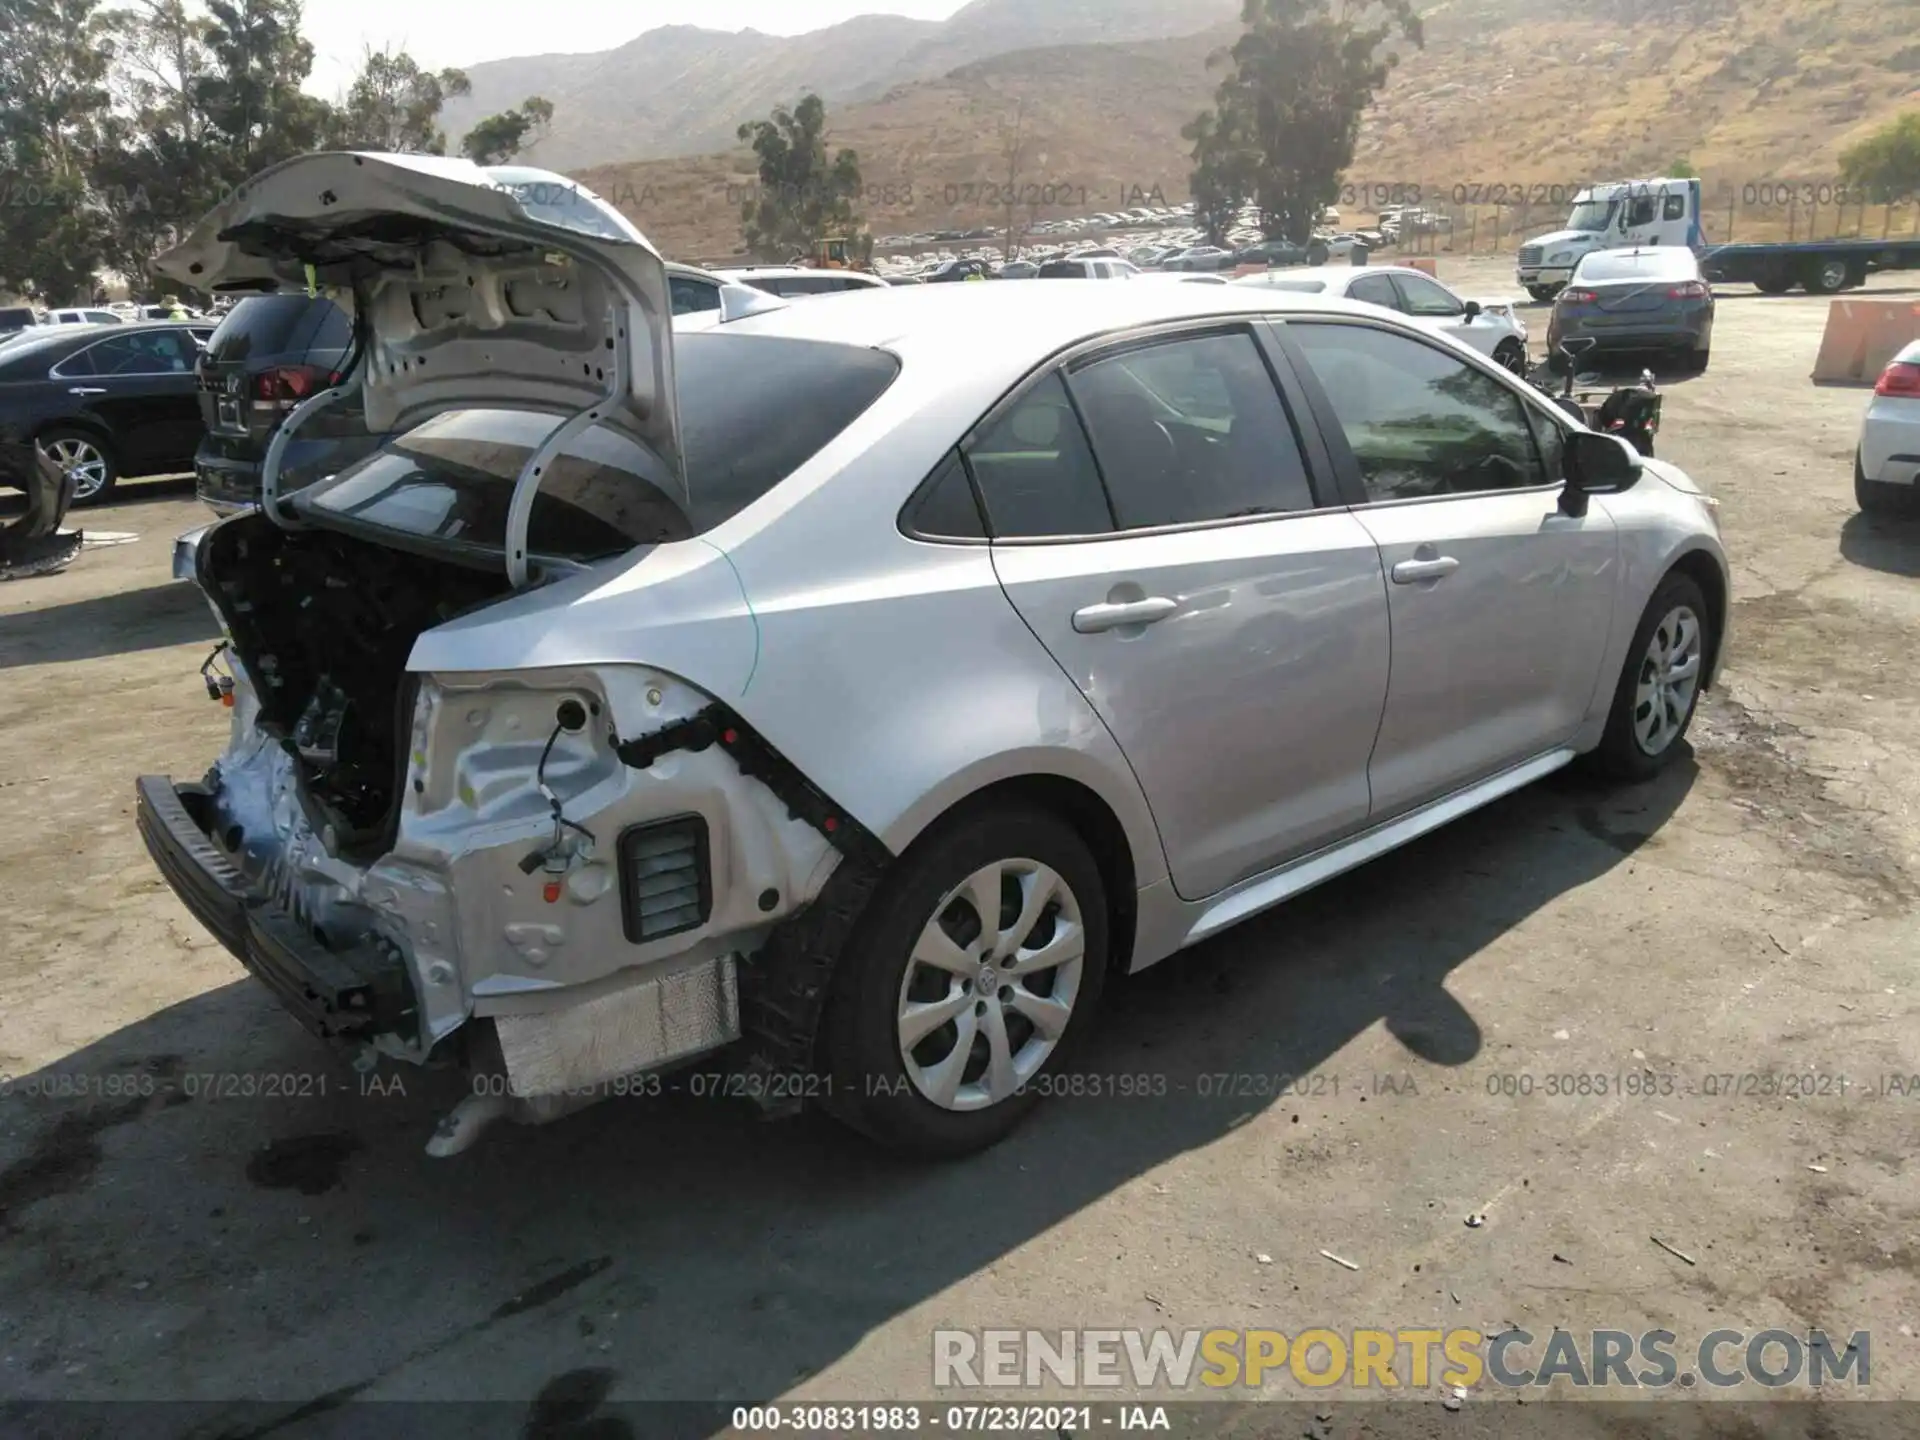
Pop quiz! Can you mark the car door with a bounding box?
[51,329,202,472]
[977,324,1392,899]
[1276,318,1618,819]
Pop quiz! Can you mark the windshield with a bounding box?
[1566,199,1618,232]
[297,332,901,562]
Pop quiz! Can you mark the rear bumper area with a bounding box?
[135,775,418,1042]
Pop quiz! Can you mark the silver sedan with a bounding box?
[143,154,1730,1159]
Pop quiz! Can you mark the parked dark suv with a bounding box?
[194,295,381,514]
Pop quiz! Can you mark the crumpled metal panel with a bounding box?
[494,954,740,1096]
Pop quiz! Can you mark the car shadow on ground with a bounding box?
[0,579,219,669]
[0,758,1695,1435]
[0,474,196,519]
[1839,509,1920,577]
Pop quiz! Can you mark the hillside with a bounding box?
[568,0,1920,263]
[438,0,1239,169]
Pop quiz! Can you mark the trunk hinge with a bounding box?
[503,304,632,591]
[612,705,890,870]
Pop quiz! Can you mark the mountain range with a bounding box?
[439,0,1920,262]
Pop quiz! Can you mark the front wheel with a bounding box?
[817,805,1109,1157]
[1494,338,1529,376]
[1585,573,1712,782]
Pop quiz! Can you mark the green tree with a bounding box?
[1188,0,1422,246]
[1840,111,1920,203]
[459,96,553,166]
[0,0,117,302]
[332,46,470,153]
[735,93,863,260]
[192,0,328,171]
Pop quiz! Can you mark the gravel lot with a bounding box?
[0,265,1915,1436]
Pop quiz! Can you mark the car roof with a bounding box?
[717,276,1374,359]
[1237,264,1440,290]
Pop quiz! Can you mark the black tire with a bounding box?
[1855,448,1915,515]
[1802,257,1849,296]
[1585,572,1712,782]
[1526,284,1562,304]
[36,427,117,507]
[1752,273,1794,296]
[1494,338,1528,376]
[817,803,1109,1158]
[1681,346,1710,376]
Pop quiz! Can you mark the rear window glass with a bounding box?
[299,333,900,557]
[1575,250,1698,282]
[205,295,344,363]
[1038,262,1088,279]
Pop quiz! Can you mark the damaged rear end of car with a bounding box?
[135,152,897,1153]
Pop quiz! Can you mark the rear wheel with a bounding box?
[1586,573,1712,782]
[1526,284,1562,303]
[817,805,1109,1157]
[1752,273,1794,295]
[1493,338,1528,376]
[36,428,116,506]
[1803,257,1849,295]
[1855,448,1915,515]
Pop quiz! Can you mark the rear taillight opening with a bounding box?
[1875,361,1920,398]
[1667,281,1710,299]
[253,364,335,407]
[1558,289,1597,304]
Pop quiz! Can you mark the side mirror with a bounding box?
[1561,429,1642,515]
[1462,300,1482,320]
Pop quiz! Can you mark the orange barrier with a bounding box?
[1811,298,1920,384]
[1231,263,1268,278]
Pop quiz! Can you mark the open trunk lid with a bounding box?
[155,152,685,554]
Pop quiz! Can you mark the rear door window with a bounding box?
[963,371,1113,537]
[1069,331,1319,528]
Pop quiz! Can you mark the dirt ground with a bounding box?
[0,265,1915,1437]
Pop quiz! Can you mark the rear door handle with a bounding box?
[69,386,106,396]
[1072,597,1179,633]
[1390,556,1460,584]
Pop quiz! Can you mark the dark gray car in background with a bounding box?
[1547,247,1715,373]
[193,295,381,514]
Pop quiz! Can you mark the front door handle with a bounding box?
[68,386,106,396]
[1072,597,1179,633]
[1391,556,1460,584]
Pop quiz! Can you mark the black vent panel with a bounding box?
[617,816,711,943]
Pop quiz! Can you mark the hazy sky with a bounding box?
[303,1,971,99]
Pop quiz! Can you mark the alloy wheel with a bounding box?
[896,857,1086,1112]
[1633,604,1703,756]
[1497,341,1528,376]
[41,436,108,501]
